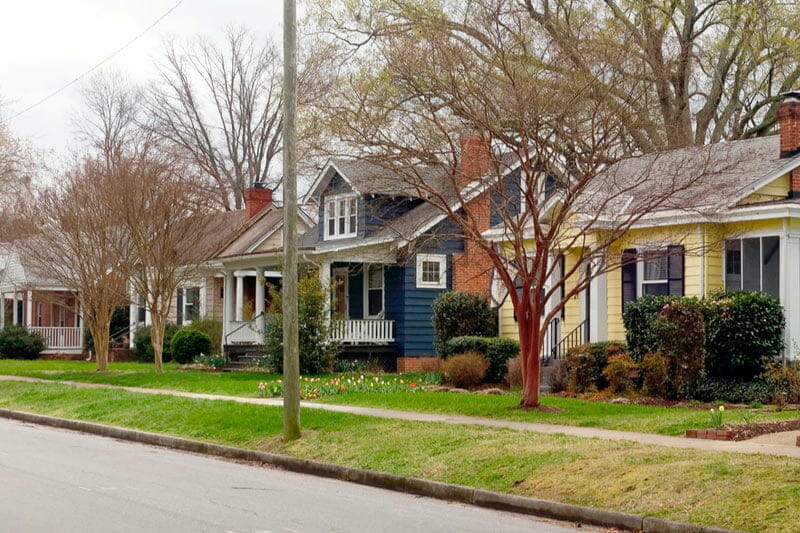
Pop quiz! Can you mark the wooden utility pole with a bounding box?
[282,0,301,441]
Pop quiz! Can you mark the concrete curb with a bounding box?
[0,408,741,533]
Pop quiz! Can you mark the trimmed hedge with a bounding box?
[432,291,496,355]
[623,295,677,361]
[693,377,780,404]
[704,291,784,380]
[443,336,519,383]
[0,325,45,360]
[132,323,180,363]
[170,329,213,364]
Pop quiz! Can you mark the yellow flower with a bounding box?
[719,406,725,412]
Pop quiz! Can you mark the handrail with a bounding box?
[224,312,265,345]
[550,319,588,361]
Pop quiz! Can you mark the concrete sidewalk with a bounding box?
[2,374,800,459]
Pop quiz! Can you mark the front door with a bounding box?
[332,268,349,318]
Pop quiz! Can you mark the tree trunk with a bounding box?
[519,326,542,407]
[90,321,110,372]
[150,313,164,374]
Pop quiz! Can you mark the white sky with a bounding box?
[0,0,285,161]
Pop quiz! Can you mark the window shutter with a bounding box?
[176,291,183,326]
[667,245,685,296]
[621,248,637,311]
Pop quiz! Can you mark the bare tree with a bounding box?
[0,108,37,241]
[16,158,131,371]
[314,0,732,406]
[107,153,219,373]
[314,0,800,154]
[148,27,284,210]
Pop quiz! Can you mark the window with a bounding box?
[621,245,684,311]
[35,303,43,327]
[364,264,384,318]
[641,250,669,296]
[324,195,358,240]
[416,254,447,289]
[177,287,201,326]
[725,236,780,298]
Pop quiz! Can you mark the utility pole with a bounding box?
[282,0,301,441]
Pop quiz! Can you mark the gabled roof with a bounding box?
[580,135,800,219]
[213,205,314,260]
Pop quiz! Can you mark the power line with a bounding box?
[8,0,186,121]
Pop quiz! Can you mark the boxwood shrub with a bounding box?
[692,377,780,404]
[443,336,519,383]
[622,295,678,361]
[132,323,180,363]
[170,329,214,364]
[704,291,784,380]
[0,325,45,360]
[432,291,496,355]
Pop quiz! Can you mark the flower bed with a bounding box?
[686,418,800,441]
[257,374,427,399]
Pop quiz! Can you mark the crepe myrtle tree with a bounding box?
[313,1,728,407]
[16,157,131,371]
[107,153,220,373]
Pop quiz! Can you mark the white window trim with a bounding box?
[635,248,669,297]
[363,264,385,319]
[416,253,447,289]
[180,286,201,326]
[723,234,781,294]
[323,193,358,241]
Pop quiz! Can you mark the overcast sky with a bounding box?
[1,0,285,161]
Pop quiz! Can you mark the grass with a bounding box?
[0,380,798,532]
[2,359,799,436]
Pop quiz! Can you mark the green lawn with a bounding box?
[2,359,799,436]
[0,380,798,532]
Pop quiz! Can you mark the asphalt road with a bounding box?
[0,418,592,533]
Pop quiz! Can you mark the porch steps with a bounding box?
[223,344,268,371]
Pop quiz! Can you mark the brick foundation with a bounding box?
[396,356,441,373]
[39,352,87,361]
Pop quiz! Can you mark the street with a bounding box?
[0,418,590,532]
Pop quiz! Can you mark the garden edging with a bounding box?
[0,408,740,533]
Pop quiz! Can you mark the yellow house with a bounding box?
[494,92,800,360]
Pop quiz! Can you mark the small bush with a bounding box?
[623,295,678,361]
[565,341,628,392]
[653,299,705,399]
[692,378,779,404]
[432,291,496,355]
[186,318,223,355]
[443,336,520,383]
[566,351,594,393]
[442,351,488,388]
[170,329,213,364]
[640,352,668,397]
[132,323,180,363]
[603,353,637,393]
[763,362,800,404]
[704,291,784,380]
[547,359,569,393]
[506,357,523,388]
[192,352,229,370]
[0,325,45,359]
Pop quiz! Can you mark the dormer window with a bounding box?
[325,194,358,240]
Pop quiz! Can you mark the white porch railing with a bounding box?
[225,321,264,345]
[331,319,394,344]
[29,327,83,351]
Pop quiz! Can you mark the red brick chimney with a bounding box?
[244,183,273,219]
[458,132,490,188]
[779,92,800,197]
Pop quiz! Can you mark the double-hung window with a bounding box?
[365,264,384,318]
[621,245,684,311]
[640,250,670,296]
[724,236,779,298]
[416,254,447,289]
[324,195,358,240]
[176,286,201,326]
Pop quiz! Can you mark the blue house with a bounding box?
[302,138,500,371]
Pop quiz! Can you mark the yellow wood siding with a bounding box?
[737,174,790,205]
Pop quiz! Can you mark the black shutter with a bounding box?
[176,291,183,326]
[558,254,566,319]
[621,248,637,312]
[667,245,685,296]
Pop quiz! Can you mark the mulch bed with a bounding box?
[726,419,800,441]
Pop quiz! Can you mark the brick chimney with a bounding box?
[458,132,490,188]
[244,183,273,219]
[779,92,800,197]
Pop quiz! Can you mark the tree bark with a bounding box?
[150,312,165,374]
[90,319,110,372]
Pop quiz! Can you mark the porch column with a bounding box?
[234,274,244,322]
[200,276,208,318]
[255,267,265,333]
[222,271,234,350]
[588,269,608,343]
[783,233,800,361]
[0,292,5,330]
[25,290,32,327]
[11,292,18,325]
[319,260,331,322]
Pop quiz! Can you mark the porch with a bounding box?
[0,289,84,354]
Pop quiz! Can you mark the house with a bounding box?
[0,244,84,357]
[210,135,502,371]
[495,92,800,361]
